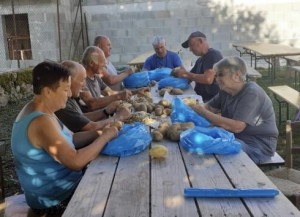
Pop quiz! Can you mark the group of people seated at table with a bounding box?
[10,30,278,216]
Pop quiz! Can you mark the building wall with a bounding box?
[0,0,78,71]
[82,0,300,66]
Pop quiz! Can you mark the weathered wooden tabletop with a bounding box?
[63,85,300,217]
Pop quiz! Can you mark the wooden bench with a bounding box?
[268,85,300,125]
[257,152,285,168]
[247,66,262,82]
[291,66,300,90]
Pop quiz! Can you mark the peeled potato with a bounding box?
[151,130,164,142]
[149,145,168,158]
[158,99,170,108]
[144,91,151,98]
[110,121,124,130]
[163,108,172,116]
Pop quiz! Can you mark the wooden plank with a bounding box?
[232,43,300,57]
[216,151,300,216]
[62,155,119,217]
[151,140,199,217]
[268,85,300,108]
[103,148,150,217]
[285,55,300,63]
[247,66,262,78]
[180,146,250,216]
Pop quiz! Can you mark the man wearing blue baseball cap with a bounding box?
[172,31,223,102]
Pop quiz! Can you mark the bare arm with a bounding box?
[173,68,216,84]
[28,115,118,171]
[80,88,131,110]
[190,104,246,133]
[101,67,134,85]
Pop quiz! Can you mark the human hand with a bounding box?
[137,87,150,95]
[171,68,186,78]
[101,125,119,141]
[105,100,122,114]
[115,107,132,121]
[189,104,206,116]
[126,66,136,75]
[118,90,132,101]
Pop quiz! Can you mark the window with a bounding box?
[4,13,32,60]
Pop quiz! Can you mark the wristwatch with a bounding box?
[103,108,110,118]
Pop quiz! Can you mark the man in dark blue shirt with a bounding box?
[172,31,223,102]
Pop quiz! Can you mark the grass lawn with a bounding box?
[0,64,300,197]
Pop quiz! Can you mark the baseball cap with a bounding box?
[181,31,206,48]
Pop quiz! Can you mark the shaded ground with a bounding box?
[1,66,300,197]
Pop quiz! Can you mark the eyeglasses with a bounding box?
[214,70,231,79]
[215,71,226,78]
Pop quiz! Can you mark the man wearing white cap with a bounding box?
[172,31,223,102]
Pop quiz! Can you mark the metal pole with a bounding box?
[79,0,85,49]
[11,0,20,68]
[57,0,62,62]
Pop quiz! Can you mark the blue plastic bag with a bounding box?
[170,98,211,127]
[180,126,242,155]
[158,77,189,90]
[101,122,152,157]
[148,68,172,81]
[123,72,150,88]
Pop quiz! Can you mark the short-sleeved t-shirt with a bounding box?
[106,61,124,91]
[191,48,223,102]
[55,97,90,133]
[208,82,278,156]
[85,75,108,98]
[143,50,182,70]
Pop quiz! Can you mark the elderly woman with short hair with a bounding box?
[191,56,278,164]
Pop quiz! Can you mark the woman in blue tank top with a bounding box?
[11,61,119,215]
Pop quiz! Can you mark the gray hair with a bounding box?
[81,46,103,68]
[61,60,81,78]
[152,36,166,46]
[213,56,247,82]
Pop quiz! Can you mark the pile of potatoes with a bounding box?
[151,121,195,142]
[133,99,172,117]
[158,86,183,96]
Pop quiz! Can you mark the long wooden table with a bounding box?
[127,48,181,70]
[63,85,300,217]
[232,43,300,84]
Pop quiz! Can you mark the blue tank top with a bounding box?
[11,111,82,209]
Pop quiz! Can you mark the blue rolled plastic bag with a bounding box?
[158,77,189,90]
[180,126,242,155]
[170,98,211,127]
[101,122,152,157]
[148,68,172,81]
[123,72,150,88]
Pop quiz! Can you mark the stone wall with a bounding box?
[82,0,300,66]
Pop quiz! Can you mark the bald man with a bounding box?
[55,60,131,133]
[94,35,135,91]
[80,46,149,111]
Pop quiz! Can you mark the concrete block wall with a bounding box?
[82,0,300,67]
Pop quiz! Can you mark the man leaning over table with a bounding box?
[142,36,183,71]
[172,31,223,102]
[190,56,278,164]
[94,35,135,91]
[79,46,149,111]
[55,60,132,133]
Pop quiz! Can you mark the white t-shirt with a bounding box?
[106,61,124,91]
